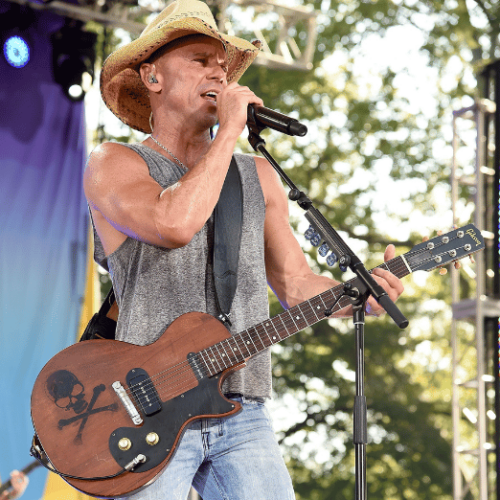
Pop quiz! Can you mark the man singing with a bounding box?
[85,1,404,498]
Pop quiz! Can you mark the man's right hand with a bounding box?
[216,82,263,140]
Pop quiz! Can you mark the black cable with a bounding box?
[30,441,132,481]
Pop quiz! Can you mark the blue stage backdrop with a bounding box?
[0,2,89,499]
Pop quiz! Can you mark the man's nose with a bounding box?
[208,63,227,83]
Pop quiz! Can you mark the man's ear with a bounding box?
[140,63,161,92]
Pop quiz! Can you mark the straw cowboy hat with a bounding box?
[100,0,262,133]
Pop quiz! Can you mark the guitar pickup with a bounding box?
[127,368,162,416]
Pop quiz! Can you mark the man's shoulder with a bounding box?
[84,142,149,196]
[91,141,139,158]
[251,155,278,184]
[87,142,144,171]
[247,154,286,208]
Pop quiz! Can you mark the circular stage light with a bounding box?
[3,35,30,68]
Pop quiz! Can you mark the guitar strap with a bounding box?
[212,156,242,326]
[80,156,242,341]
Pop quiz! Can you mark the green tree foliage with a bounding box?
[232,1,498,498]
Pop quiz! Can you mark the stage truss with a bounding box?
[450,59,500,500]
[4,0,317,72]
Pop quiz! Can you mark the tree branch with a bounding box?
[278,406,350,444]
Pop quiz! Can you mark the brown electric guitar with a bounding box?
[30,224,484,498]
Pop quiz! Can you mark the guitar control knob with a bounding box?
[118,438,132,451]
[146,432,159,446]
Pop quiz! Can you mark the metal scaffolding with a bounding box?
[5,0,317,72]
[450,97,499,500]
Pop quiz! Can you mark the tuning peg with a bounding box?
[304,225,316,240]
[422,235,429,242]
[469,255,475,263]
[437,230,443,236]
[439,268,448,275]
[318,243,329,257]
[326,252,338,267]
[454,261,461,270]
[310,233,321,247]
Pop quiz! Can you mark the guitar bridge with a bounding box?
[112,381,143,425]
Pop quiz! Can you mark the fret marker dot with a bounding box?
[247,341,250,344]
[273,336,276,340]
[316,306,320,309]
[296,316,300,320]
[233,348,237,351]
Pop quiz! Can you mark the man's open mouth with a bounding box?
[202,91,218,102]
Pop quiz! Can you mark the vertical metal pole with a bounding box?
[353,301,367,500]
[489,61,500,500]
[450,112,463,500]
[474,104,488,500]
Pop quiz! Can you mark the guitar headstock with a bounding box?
[405,224,485,273]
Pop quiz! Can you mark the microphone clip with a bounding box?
[247,107,267,152]
[247,105,266,135]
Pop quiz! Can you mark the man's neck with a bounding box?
[148,124,213,170]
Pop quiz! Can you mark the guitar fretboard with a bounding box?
[196,255,411,377]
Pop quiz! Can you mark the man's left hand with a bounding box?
[366,244,404,316]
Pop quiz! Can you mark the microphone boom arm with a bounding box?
[246,123,408,329]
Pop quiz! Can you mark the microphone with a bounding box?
[247,104,308,137]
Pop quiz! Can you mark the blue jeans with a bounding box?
[123,396,295,500]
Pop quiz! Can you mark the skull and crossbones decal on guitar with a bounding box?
[45,370,118,444]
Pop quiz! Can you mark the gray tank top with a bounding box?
[92,143,272,398]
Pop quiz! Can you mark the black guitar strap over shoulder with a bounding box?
[213,156,242,326]
[81,156,243,341]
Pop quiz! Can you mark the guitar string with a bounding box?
[120,285,338,397]
[119,244,468,406]
[126,273,420,412]
[405,235,465,258]
[120,257,413,404]
[120,299,324,405]
[125,282,346,395]
[121,263,412,408]
[121,261,412,405]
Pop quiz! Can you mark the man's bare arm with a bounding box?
[255,156,404,316]
[84,83,263,253]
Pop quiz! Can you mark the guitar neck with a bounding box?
[198,255,411,377]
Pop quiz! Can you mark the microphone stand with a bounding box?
[246,113,409,500]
